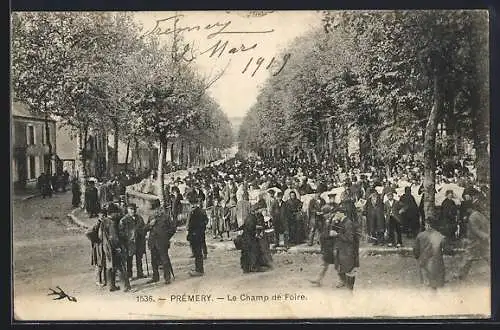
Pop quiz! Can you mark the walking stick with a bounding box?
[144,244,150,277]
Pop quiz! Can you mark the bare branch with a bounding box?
[204,59,230,90]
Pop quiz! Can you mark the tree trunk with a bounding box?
[44,114,53,174]
[135,138,141,171]
[169,141,174,163]
[187,142,191,168]
[105,135,109,177]
[83,127,89,175]
[77,128,88,209]
[472,14,490,185]
[157,138,167,207]
[124,138,130,171]
[113,123,119,176]
[423,73,444,220]
[179,141,184,167]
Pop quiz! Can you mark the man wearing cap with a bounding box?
[187,198,208,276]
[331,208,357,290]
[145,199,177,285]
[456,196,490,280]
[119,203,146,280]
[413,216,446,290]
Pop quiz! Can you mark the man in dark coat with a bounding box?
[145,200,177,284]
[270,191,286,246]
[364,191,385,245]
[331,209,357,290]
[399,186,420,238]
[98,203,131,292]
[187,198,208,276]
[119,203,146,280]
[71,178,81,207]
[85,180,100,218]
[285,191,303,245]
[439,190,458,240]
[384,192,403,247]
[413,216,446,290]
[309,206,336,286]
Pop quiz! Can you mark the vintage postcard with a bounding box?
[11,10,491,320]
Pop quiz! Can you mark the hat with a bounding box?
[107,203,120,214]
[425,216,437,227]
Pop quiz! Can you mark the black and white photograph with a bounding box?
[11,10,491,320]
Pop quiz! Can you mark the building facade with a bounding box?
[12,102,57,190]
[56,123,108,180]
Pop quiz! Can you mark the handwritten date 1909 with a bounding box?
[242,53,291,77]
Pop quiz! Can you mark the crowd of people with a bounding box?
[83,152,490,292]
[36,170,71,197]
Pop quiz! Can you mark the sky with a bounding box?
[133,11,323,119]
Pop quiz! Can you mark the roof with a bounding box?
[11,101,55,121]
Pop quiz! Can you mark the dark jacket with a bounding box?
[187,206,208,244]
[384,199,402,225]
[146,208,177,253]
[334,216,356,274]
[308,197,326,226]
[400,192,420,228]
[364,193,385,233]
[271,199,287,234]
[98,214,122,269]
[119,214,146,257]
[171,194,184,219]
[85,186,99,213]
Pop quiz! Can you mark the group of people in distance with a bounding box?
[83,151,490,292]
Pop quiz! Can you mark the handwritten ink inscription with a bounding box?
[145,14,290,77]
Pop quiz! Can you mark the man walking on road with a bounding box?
[145,200,177,285]
[187,198,208,277]
[413,216,446,290]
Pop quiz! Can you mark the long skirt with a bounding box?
[240,236,259,272]
[257,236,273,267]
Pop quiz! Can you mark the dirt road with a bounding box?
[12,193,491,320]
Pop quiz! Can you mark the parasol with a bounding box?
[435,183,464,205]
[320,187,345,205]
